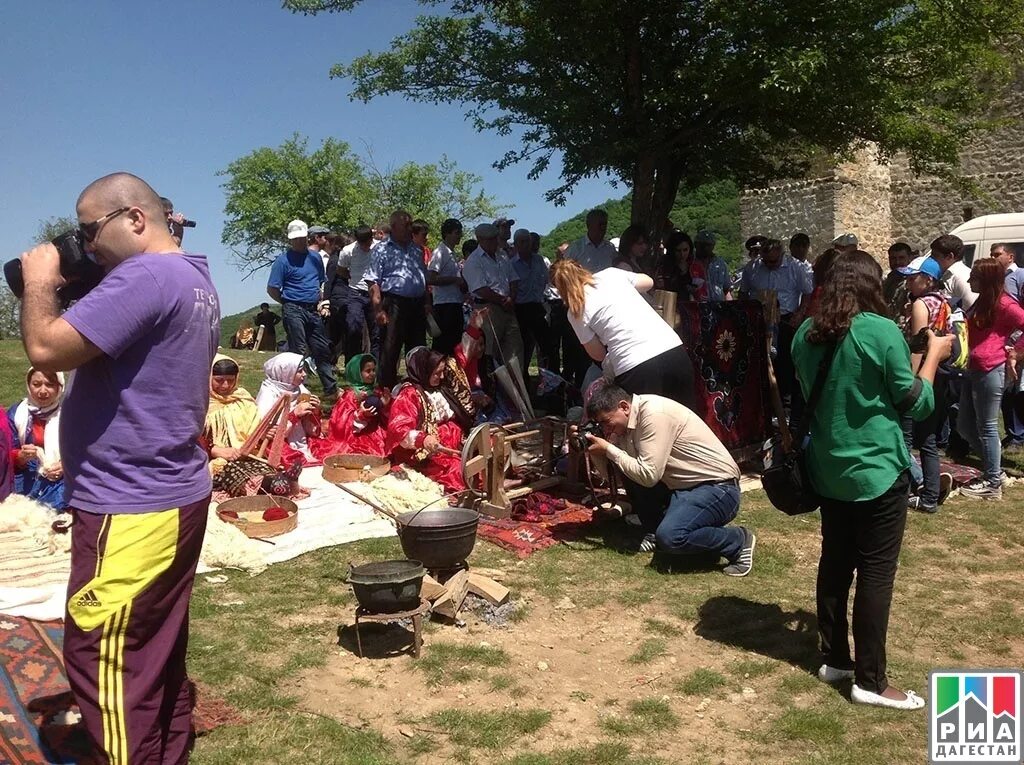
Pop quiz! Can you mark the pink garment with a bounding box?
[0,406,12,501]
[968,293,1024,372]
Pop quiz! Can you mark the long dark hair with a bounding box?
[807,250,887,344]
[969,258,1004,329]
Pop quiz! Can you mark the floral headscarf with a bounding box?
[206,354,257,449]
[405,347,445,390]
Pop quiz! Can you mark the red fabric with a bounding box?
[385,385,465,492]
[310,389,387,460]
[689,258,709,302]
[476,495,596,558]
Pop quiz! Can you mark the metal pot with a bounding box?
[348,559,425,613]
[395,508,479,569]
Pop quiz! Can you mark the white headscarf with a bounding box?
[13,367,66,468]
[255,353,308,416]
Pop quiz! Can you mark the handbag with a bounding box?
[762,338,840,515]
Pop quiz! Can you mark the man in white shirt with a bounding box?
[566,208,617,273]
[428,218,467,354]
[327,225,380,361]
[308,226,332,272]
[930,234,977,310]
[584,386,755,576]
[463,223,524,371]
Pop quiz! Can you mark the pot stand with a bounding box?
[354,598,431,659]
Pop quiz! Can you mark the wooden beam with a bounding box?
[467,573,510,606]
[463,455,488,476]
[432,569,470,619]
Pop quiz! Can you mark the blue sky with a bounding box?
[0,1,619,315]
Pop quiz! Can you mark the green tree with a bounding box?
[219,134,370,274]
[36,216,78,243]
[220,135,502,274]
[285,0,1024,237]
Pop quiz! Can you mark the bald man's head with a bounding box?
[76,172,178,269]
[78,172,165,222]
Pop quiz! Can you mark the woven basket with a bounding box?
[216,495,298,538]
[322,454,390,484]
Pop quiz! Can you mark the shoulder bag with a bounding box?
[762,338,840,515]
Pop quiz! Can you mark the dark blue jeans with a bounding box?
[282,301,337,395]
[901,370,945,506]
[337,287,380,362]
[624,478,743,561]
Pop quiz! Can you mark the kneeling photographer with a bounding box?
[584,385,756,577]
[16,172,219,763]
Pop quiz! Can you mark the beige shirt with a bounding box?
[606,394,740,489]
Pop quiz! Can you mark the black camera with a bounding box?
[908,327,944,354]
[571,420,603,450]
[3,230,105,306]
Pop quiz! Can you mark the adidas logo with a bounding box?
[76,589,101,607]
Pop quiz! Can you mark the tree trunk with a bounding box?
[630,156,683,246]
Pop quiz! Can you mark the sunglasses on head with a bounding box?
[79,206,130,243]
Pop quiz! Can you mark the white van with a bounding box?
[949,213,1024,266]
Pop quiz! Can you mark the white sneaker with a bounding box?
[817,664,855,684]
[851,684,925,710]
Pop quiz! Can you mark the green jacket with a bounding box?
[792,312,934,502]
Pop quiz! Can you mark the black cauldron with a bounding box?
[348,559,425,613]
[395,508,479,569]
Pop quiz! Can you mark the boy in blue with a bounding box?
[267,219,337,397]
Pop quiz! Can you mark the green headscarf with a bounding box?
[345,354,377,394]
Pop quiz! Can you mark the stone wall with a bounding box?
[742,82,1024,259]
[891,171,1024,249]
[739,177,837,253]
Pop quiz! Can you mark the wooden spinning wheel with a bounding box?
[458,420,563,519]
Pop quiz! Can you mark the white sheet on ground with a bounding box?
[0,469,396,620]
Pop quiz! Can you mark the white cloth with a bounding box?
[942,260,978,310]
[542,256,561,301]
[255,353,311,457]
[567,268,682,376]
[12,400,62,468]
[428,242,464,304]
[566,236,617,273]
[339,241,374,292]
[463,247,519,298]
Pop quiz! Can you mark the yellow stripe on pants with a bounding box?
[100,604,131,764]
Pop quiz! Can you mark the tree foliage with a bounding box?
[36,216,78,243]
[219,134,502,273]
[284,0,1024,236]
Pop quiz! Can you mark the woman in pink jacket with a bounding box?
[958,258,1024,500]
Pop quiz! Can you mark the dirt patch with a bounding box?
[289,592,784,762]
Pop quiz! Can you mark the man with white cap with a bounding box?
[463,222,524,373]
[267,219,337,397]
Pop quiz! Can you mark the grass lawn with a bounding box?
[1,336,1022,763]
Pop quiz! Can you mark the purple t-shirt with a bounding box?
[61,253,220,513]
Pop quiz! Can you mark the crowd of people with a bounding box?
[5,167,1023,761]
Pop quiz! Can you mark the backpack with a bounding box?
[921,293,968,371]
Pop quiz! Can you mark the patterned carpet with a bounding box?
[0,616,242,764]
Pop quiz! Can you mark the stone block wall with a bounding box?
[739,177,838,254]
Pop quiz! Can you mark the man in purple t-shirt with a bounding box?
[19,172,219,764]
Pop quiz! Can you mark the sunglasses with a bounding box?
[79,206,130,243]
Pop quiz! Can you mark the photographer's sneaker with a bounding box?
[959,478,1002,500]
[639,533,657,553]
[723,527,756,577]
[907,495,937,514]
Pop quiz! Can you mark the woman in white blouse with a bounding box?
[550,259,694,407]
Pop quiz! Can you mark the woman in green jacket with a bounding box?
[792,250,952,711]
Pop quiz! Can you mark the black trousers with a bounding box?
[614,345,696,410]
[379,293,427,389]
[432,302,464,356]
[817,471,910,694]
[546,300,576,382]
[515,302,553,380]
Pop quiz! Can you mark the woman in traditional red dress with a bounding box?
[311,354,390,460]
[386,346,473,492]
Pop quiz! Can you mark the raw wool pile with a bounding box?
[350,467,446,518]
[200,503,268,576]
[0,494,71,555]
